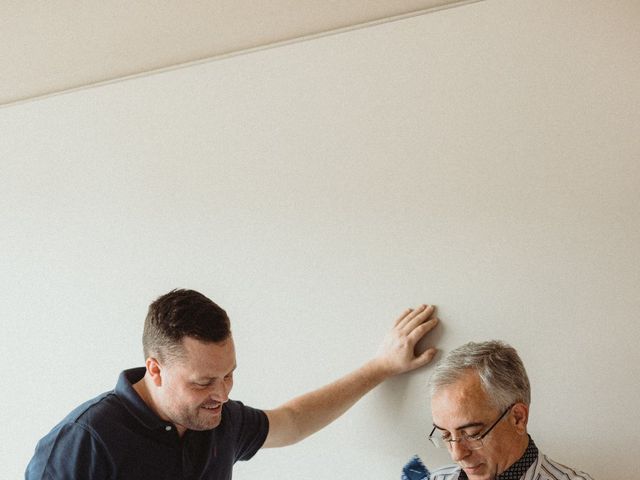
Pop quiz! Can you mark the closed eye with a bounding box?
[438,429,482,441]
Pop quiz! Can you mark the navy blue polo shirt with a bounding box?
[25,368,269,479]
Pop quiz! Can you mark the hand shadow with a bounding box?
[377,320,445,413]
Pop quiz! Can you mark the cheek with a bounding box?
[481,443,507,468]
[188,389,210,405]
[170,385,202,407]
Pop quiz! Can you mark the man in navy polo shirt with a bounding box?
[26,289,440,479]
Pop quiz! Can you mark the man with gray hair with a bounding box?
[402,340,593,480]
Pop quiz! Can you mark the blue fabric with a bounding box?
[402,455,430,480]
[25,368,269,480]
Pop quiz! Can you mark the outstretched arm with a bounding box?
[262,304,439,448]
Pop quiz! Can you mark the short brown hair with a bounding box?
[142,289,231,363]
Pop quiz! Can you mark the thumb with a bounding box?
[411,347,438,370]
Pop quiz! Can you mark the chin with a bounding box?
[192,417,222,431]
[462,466,491,480]
[465,474,491,480]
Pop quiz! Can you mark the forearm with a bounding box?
[262,304,438,448]
[263,358,391,448]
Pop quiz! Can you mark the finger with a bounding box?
[407,316,439,343]
[400,305,436,332]
[395,304,429,330]
[393,308,415,327]
[412,347,438,369]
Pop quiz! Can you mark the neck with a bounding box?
[501,433,530,475]
[133,375,164,420]
[515,432,530,456]
[133,373,188,437]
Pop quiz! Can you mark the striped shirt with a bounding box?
[427,451,594,480]
[402,438,594,480]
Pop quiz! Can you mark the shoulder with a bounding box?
[534,453,594,480]
[25,408,116,479]
[52,389,136,439]
[220,399,268,435]
[222,399,266,420]
[27,390,122,459]
[219,399,269,460]
[44,390,118,434]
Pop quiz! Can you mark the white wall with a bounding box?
[2,1,638,478]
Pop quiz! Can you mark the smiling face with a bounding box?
[430,371,529,480]
[152,336,236,436]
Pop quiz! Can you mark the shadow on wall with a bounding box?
[374,319,446,426]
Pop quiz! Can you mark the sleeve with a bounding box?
[227,400,270,462]
[25,422,115,480]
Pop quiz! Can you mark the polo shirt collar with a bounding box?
[116,367,172,431]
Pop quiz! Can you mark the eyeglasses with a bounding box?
[428,403,514,450]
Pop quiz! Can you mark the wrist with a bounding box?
[363,356,397,382]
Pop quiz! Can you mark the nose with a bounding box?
[210,377,233,402]
[449,440,471,462]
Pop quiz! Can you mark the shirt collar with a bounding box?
[115,367,171,431]
[458,436,538,480]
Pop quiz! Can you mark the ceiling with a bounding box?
[0,0,478,107]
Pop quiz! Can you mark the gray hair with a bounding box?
[429,340,531,410]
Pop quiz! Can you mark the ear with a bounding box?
[146,357,163,387]
[511,403,529,435]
